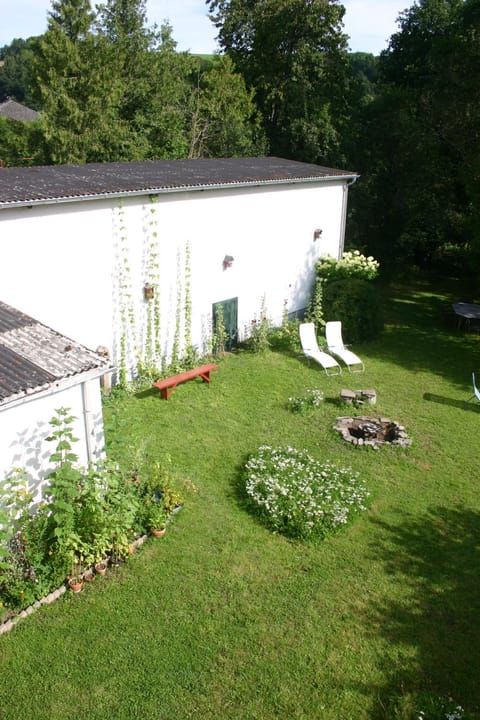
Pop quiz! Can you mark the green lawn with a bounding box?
[0,276,479,720]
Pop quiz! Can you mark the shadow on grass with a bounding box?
[134,387,159,400]
[368,507,480,718]
[362,279,480,389]
[423,393,480,412]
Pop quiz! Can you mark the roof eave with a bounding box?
[0,173,359,210]
[0,364,113,412]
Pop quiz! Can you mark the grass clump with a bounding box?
[244,445,369,539]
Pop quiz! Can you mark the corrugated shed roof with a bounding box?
[0,301,110,407]
[0,98,40,122]
[0,156,357,208]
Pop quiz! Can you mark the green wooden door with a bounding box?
[212,297,238,351]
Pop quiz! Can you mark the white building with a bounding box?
[0,301,110,496]
[0,157,357,379]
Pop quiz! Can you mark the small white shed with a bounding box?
[0,157,357,378]
[0,301,110,498]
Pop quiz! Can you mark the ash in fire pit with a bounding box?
[334,416,411,449]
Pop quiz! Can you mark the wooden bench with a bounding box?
[153,363,218,400]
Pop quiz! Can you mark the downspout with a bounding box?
[338,176,358,259]
[81,381,94,464]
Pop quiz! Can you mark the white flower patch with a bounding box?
[244,446,369,539]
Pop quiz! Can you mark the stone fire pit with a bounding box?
[334,416,411,450]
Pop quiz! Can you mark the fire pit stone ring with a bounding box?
[334,415,411,450]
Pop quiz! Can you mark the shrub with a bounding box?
[316,250,380,282]
[323,277,384,342]
[0,410,186,613]
[245,296,271,353]
[268,319,301,352]
[244,446,369,539]
[287,388,323,414]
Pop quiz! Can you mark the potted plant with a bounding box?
[146,503,168,538]
[65,536,90,592]
[92,531,112,575]
[67,552,85,593]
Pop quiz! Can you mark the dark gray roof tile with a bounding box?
[0,98,40,122]
[0,301,111,407]
[0,157,357,208]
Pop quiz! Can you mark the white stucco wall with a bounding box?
[0,180,347,374]
[0,378,106,502]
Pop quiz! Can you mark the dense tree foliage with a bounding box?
[0,117,42,166]
[187,55,266,158]
[0,38,38,107]
[0,0,263,165]
[208,0,350,165]
[347,0,480,272]
[31,0,136,163]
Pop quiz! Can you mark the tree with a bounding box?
[123,22,194,159]
[0,38,39,107]
[96,4,194,159]
[187,55,266,158]
[208,0,350,165]
[32,0,139,163]
[96,0,156,123]
[346,0,480,271]
[0,117,43,167]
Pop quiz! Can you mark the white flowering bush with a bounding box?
[389,691,471,720]
[244,446,369,539]
[287,388,324,415]
[316,250,380,282]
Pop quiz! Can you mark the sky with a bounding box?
[0,0,410,55]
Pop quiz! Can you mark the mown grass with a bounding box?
[0,276,479,720]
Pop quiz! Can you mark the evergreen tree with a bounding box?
[0,38,39,107]
[32,0,138,163]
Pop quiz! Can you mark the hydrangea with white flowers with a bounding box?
[244,445,369,539]
[316,250,380,282]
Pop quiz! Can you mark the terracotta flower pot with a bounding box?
[68,578,84,593]
[94,561,108,576]
[150,527,166,538]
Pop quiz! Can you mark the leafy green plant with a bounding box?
[246,296,270,353]
[244,445,369,539]
[161,484,185,514]
[0,470,52,608]
[267,300,301,353]
[145,501,168,531]
[306,276,326,331]
[287,388,324,414]
[212,301,227,355]
[0,410,184,610]
[43,408,84,578]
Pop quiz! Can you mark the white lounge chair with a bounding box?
[325,321,364,373]
[466,371,480,406]
[299,322,341,375]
